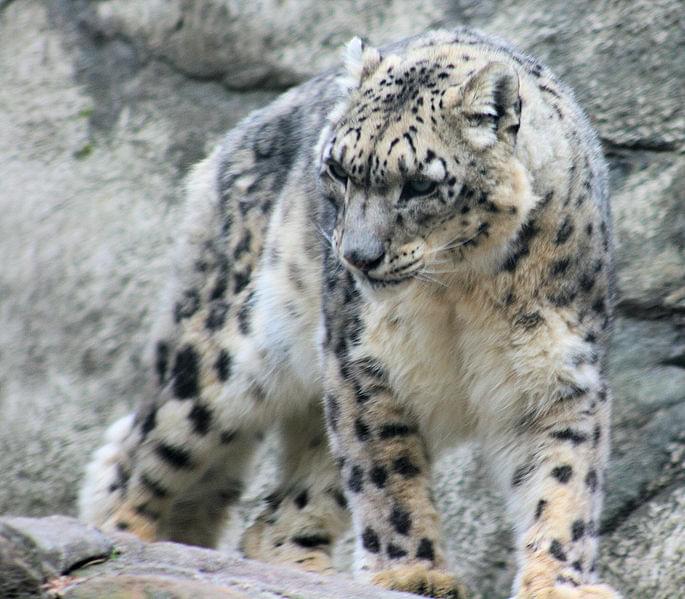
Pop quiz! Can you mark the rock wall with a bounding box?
[0,1,683,597]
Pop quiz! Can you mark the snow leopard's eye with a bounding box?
[327,162,349,186]
[399,179,437,201]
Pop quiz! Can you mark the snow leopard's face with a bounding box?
[319,50,532,291]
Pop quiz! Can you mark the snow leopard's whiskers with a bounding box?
[426,232,479,258]
[412,271,450,288]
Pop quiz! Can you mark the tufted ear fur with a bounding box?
[339,36,382,93]
[444,62,521,150]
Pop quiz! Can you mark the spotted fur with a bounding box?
[80,27,620,599]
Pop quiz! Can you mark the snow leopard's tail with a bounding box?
[78,413,135,527]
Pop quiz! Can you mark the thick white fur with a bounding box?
[78,413,135,526]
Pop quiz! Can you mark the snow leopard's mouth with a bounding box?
[364,273,413,288]
[358,257,423,289]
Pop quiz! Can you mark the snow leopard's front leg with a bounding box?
[321,275,467,599]
[490,362,621,599]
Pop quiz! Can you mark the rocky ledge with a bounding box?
[0,516,420,599]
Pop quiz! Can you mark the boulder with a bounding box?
[0,516,418,599]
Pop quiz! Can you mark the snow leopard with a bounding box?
[80,27,620,598]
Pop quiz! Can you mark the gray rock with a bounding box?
[0,516,112,599]
[611,152,685,310]
[104,534,420,598]
[0,0,275,519]
[0,516,423,598]
[63,576,253,599]
[481,0,685,150]
[85,0,452,89]
[83,0,685,149]
[603,486,685,599]
[0,516,112,576]
[0,527,45,599]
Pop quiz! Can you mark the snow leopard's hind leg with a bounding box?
[78,373,268,547]
[77,279,279,547]
[241,401,350,573]
[79,147,275,547]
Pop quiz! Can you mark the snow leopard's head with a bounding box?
[318,36,535,293]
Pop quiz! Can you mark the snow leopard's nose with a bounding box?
[343,244,385,273]
[341,191,390,274]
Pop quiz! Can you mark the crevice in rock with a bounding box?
[61,552,112,576]
[601,138,680,153]
[601,484,657,536]
[601,475,685,535]
[0,0,18,15]
[615,299,685,320]
[153,53,299,93]
[604,398,685,535]
[47,0,147,133]
[61,0,298,95]
[660,353,685,369]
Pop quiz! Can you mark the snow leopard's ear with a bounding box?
[339,36,382,93]
[443,62,521,150]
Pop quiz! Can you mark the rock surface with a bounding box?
[0,1,683,598]
[0,516,418,598]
